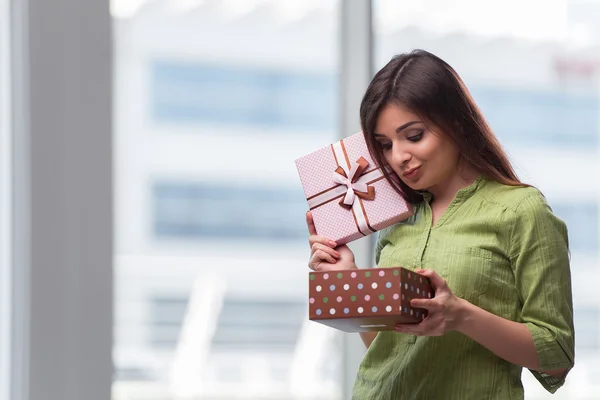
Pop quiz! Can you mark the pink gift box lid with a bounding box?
[295,132,414,244]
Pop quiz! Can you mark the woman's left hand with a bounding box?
[394,268,466,336]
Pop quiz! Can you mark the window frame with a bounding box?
[0,0,12,398]
[5,1,113,400]
[339,1,374,398]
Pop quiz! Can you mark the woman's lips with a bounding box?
[403,166,420,179]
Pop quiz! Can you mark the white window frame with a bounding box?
[6,0,113,400]
[0,0,12,399]
[339,1,374,399]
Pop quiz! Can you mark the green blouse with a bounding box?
[352,176,575,400]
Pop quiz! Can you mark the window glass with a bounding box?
[112,2,342,399]
[374,1,600,398]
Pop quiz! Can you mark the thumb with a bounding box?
[306,211,317,236]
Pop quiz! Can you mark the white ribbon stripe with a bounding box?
[330,141,376,236]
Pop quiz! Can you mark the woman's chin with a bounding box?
[401,179,427,192]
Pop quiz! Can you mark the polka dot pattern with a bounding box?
[309,266,434,325]
[295,132,414,245]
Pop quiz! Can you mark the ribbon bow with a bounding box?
[332,156,376,207]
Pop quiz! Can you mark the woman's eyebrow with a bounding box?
[374,120,421,138]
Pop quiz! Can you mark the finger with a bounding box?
[410,298,434,310]
[395,318,434,333]
[312,249,337,265]
[306,211,317,236]
[309,234,337,249]
[316,249,337,264]
[394,323,421,335]
[415,268,448,292]
[308,256,324,271]
[312,243,341,259]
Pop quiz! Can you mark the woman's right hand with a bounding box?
[306,211,357,272]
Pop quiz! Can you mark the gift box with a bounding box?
[308,267,434,332]
[295,132,413,245]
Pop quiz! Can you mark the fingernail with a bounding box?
[334,251,341,257]
[328,240,337,247]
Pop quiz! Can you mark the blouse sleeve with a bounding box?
[509,192,575,393]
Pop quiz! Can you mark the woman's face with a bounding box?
[373,103,460,192]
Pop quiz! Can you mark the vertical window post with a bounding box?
[0,0,12,398]
[8,0,113,399]
[339,1,374,398]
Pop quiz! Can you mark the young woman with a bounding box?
[306,49,574,399]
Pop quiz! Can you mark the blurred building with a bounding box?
[111,1,600,399]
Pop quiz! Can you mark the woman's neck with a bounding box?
[427,165,480,205]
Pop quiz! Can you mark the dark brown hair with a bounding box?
[360,49,527,204]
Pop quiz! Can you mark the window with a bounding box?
[375,1,600,397]
[148,296,189,349]
[150,59,598,147]
[552,202,599,255]
[574,307,599,351]
[151,61,337,132]
[472,87,599,148]
[206,297,308,391]
[113,2,342,399]
[211,298,305,353]
[153,182,308,241]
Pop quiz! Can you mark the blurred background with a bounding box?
[2,0,600,399]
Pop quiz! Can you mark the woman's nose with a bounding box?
[392,145,411,167]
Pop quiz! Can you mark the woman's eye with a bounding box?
[380,142,392,150]
[407,131,424,142]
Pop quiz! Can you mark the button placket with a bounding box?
[405,203,433,344]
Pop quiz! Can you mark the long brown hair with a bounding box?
[360,49,527,204]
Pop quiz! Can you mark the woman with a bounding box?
[306,49,574,399]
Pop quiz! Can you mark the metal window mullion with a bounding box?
[339,1,374,399]
[9,0,113,400]
[0,0,14,399]
[9,0,31,398]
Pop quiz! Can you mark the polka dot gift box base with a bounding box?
[294,131,414,245]
[308,267,434,332]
